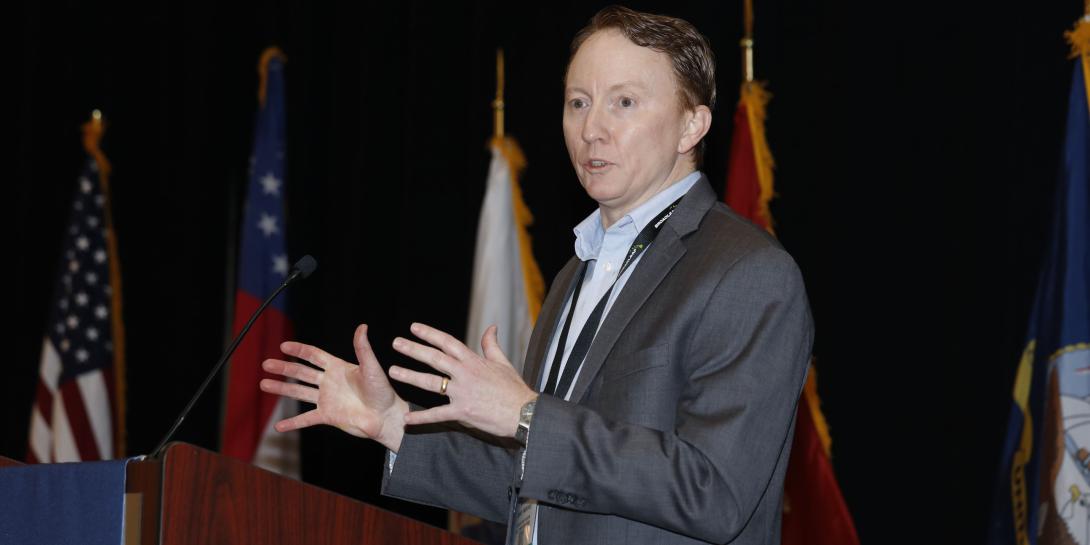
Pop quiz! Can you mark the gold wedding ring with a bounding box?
[439,377,449,395]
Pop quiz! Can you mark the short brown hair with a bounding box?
[569,5,717,126]
[571,5,715,163]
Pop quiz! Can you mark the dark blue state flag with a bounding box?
[991,18,1090,545]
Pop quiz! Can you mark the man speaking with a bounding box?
[259,6,813,544]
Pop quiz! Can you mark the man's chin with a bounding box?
[580,181,622,206]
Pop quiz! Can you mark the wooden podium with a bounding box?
[1,443,479,545]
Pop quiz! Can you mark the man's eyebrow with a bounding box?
[564,81,651,96]
[608,80,650,92]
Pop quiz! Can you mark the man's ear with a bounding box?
[677,105,712,155]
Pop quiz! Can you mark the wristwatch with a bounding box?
[515,398,537,446]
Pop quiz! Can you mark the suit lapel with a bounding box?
[568,177,717,403]
[522,257,582,388]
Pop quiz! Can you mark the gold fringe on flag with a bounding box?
[494,135,544,322]
[803,364,833,457]
[82,110,127,458]
[1066,14,1090,115]
[740,81,777,234]
[258,47,287,108]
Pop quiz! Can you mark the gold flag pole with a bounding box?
[493,48,505,138]
[742,0,754,83]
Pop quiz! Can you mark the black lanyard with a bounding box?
[542,197,682,398]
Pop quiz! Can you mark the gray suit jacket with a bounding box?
[383,177,813,544]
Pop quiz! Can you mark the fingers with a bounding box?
[388,365,448,395]
[403,404,460,427]
[481,325,508,363]
[353,324,381,370]
[280,341,336,370]
[274,409,324,433]
[260,378,319,404]
[392,337,455,375]
[262,358,322,385]
[409,322,473,361]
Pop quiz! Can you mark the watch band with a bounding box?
[515,399,537,446]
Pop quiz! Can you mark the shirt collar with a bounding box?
[573,171,702,261]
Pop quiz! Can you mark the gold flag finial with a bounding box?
[82,110,109,178]
[493,48,505,138]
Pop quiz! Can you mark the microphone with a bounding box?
[149,255,318,459]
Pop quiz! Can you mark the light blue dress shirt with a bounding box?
[536,171,701,398]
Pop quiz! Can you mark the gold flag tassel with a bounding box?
[82,110,127,458]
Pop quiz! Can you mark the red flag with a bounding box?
[724,81,860,545]
[220,47,299,476]
[725,83,774,232]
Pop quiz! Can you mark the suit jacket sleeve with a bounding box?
[381,421,517,523]
[518,244,813,544]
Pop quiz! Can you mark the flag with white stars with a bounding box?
[221,47,299,477]
[28,118,125,463]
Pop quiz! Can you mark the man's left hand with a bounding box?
[389,322,537,439]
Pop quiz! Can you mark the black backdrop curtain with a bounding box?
[12,0,1085,542]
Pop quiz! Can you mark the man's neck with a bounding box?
[599,169,697,229]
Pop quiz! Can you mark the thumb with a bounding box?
[354,323,381,370]
[481,325,508,363]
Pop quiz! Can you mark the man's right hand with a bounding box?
[260,323,409,453]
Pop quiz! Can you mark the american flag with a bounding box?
[221,47,299,477]
[28,118,124,463]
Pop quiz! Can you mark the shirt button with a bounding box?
[604,262,613,272]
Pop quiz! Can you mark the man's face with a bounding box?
[563,30,696,222]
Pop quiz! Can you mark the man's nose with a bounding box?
[581,104,606,143]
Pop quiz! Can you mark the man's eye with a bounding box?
[570,98,587,109]
[619,97,635,108]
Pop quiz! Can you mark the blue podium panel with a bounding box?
[0,459,129,545]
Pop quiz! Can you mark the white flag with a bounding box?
[465,137,543,372]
